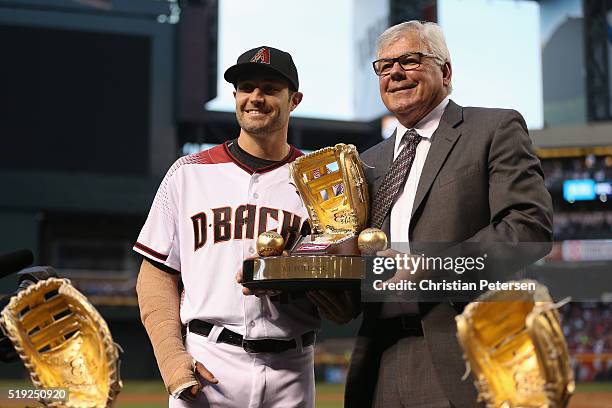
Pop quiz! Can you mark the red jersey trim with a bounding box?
[223,141,304,175]
[134,242,169,261]
[193,144,232,164]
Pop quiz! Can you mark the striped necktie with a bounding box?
[370,129,422,229]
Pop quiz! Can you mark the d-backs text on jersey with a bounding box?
[191,204,304,250]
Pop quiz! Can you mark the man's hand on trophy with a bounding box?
[306,290,357,324]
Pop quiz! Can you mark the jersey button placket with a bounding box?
[246,176,258,259]
[249,174,259,200]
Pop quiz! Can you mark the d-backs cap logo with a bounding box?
[250,47,270,64]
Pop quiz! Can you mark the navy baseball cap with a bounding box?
[224,46,299,91]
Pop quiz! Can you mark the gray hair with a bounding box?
[376,21,452,93]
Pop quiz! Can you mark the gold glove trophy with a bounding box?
[456,280,574,408]
[1,278,122,408]
[242,143,387,290]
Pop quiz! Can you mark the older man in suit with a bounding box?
[344,21,553,407]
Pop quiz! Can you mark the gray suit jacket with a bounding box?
[344,100,553,407]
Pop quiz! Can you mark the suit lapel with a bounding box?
[411,100,464,220]
[369,131,396,193]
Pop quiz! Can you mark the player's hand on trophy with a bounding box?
[179,361,219,401]
[236,269,282,297]
[306,290,358,324]
[237,231,286,297]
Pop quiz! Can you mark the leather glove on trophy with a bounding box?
[241,144,388,291]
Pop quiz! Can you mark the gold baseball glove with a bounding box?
[456,280,574,408]
[290,143,369,235]
[1,278,122,407]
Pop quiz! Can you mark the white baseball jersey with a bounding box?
[134,142,320,339]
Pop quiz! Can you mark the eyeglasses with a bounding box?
[372,52,441,76]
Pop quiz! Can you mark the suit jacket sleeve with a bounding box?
[457,110,553,280]
[469,110,553,245]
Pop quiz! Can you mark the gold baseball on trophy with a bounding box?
[256,231,285,257]
[358,228,388,255]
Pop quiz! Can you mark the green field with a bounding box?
[0,381,610,407]
[0,381,344,408]
[110,382,344,408]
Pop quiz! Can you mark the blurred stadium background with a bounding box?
[0,0,611,407]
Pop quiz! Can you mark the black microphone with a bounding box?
[17,266,58,291]
[0,249,34,279]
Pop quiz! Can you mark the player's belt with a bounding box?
[188,319,316,354]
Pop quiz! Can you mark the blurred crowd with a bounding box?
[541,155,612,188]
[540,155,612,241]
[560,302,612,381]
[554,211,612,240]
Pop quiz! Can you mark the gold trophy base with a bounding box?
[242,255,364,290]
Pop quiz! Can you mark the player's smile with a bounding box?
[241,104,275,125]
[244,108,271,116]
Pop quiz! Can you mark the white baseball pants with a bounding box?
[169,329,315,408]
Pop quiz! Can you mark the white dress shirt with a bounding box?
[381,97,449,317]
[390,97,450,247]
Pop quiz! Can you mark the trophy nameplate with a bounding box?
[242,255,365,290]
[242,144,373,290]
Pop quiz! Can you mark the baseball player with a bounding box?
[134,46,321,407]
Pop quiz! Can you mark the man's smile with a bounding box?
[389,82,418,93]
